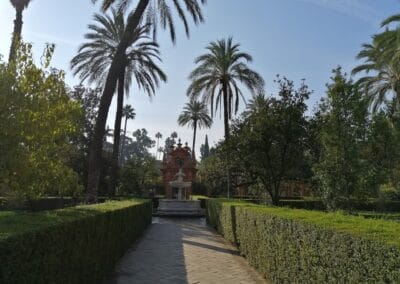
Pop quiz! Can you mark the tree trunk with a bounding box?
[9,8,23,63]
[222,82,231,198]
[108,70,125,197]
[192,120,197,158]
[222,83,230,140]
[120,116,128,165]
[86,0,150,202]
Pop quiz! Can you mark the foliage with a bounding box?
[118,128,159,196]
[187,37,264,138]
[119,155,160,195]
[226,77,311,204]
[207,199,400,283]
[0,44,83,199]
[197,154,227,196]
[199,134,210,160]
[314,68,369,210]
[352,14,400,111]
[178,99,212,155]
[0,199,152,283]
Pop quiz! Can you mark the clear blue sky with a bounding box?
[0,0,399,157]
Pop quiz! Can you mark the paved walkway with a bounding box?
[104,217,267,284]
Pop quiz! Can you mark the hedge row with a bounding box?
[207,199,400,283]
[0,199,152,283]
[280,199,400,212]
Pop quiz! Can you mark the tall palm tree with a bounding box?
[120,104,136,164]
[87,0,206,200]
[155,132,162,159]
[352,35,400,111]
[178,99,212,157]
[8,0,32,63]
[71,8,165,196]
[187,37,264,139]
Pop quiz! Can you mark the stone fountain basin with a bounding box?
[155,199,205,217]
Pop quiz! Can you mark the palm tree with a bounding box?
[187,37,264,139]
[352,35,400,111]
[87,0,206,200]
[244,93,268,117]
[8,0,32,63]
[155,132,162,159]
[178,99,212,157]
[71,9,166,196]
[120,104,136,164]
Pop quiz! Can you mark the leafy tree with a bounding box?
[227,77,310,205]
[178,99,212,157]
[1,43,82,199]
[71,8,165,196]
[187,37,264,139]
[197,155,227,196]
[87,0,206,201]
[68,86,102,187]
[8,0,32,63]
[314,68,369,210]
[119,155,159,196]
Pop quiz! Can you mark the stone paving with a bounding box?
[104,217,267,284]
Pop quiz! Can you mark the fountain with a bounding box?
[156,168,204,217]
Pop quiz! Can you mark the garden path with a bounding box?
[104,217,267,284]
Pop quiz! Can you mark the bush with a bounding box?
[207,199,400,283]
[0,199,152,283]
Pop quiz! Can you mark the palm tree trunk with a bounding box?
[86,0,150,202]
[222,83,230,140]
[108,70,125,197]
[120,116,128,165]
[192,120,197,158]
[9,8,23,63]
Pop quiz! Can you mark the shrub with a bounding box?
[207,199,400,283]
[0,199,152,283]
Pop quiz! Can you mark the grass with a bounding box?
[191,195,209,200]
[0,199,146,241]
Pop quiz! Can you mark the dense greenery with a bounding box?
[207,199,400,283]
[0,44,83,200]
[0,199,152,283]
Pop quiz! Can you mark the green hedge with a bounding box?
[207,199,400,283]
[0,199,152,283]
[280,198,400,212]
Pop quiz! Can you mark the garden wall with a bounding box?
[0,199,152,283]
[207,199,400,283]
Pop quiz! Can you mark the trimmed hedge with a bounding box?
[280,198,400,212]
[0,199,152,283]
[207,199,400,283]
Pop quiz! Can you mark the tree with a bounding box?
[200,134,210,160]
[314,68,369,210]
[155,132,162,159]
[120,104,136,164]
[187,37,264,139]
[8,0,32,63]
[87,0,206,201]
[1,43,82,199]
[227,77,310,205]
[71,8,166,196]
[178,99,212,157]
[352,27,400,111]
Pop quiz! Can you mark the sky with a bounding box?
[0,0,399,157]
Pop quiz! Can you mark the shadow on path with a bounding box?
[104,217,266,284]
